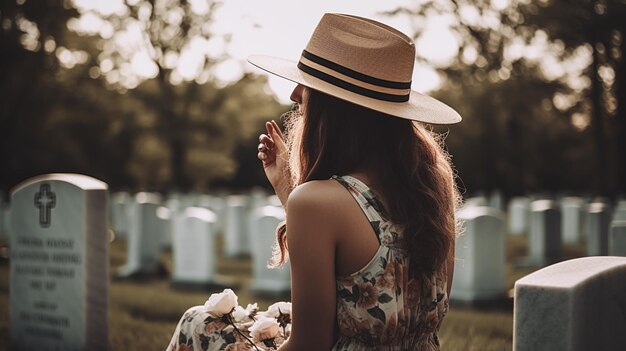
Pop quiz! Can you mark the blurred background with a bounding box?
[1,0,624,198]
[1,0,625,350]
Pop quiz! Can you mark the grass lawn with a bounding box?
[0,233,586,350]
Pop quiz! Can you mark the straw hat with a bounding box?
[247,13,461,124]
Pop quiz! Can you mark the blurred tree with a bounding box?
[0,0,286,193]
[70,0,228,190]
[389,0,625,196]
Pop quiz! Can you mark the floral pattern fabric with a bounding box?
[331,175,449,351]
[165,175,449,351]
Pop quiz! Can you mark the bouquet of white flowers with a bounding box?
[167,289,291,351]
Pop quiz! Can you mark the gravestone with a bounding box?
[156,206,172,250]
[514,256,626,351]
[526,200,561,266]
[116,192,163,278]
[613,201,626,222]
[109,192,130,240]
[223,195,250,258]
[268,195,283,208]
[463,195,488,209]
[194,194,226,235]
[586,201,611,256]
[247,188,269,250]
[250,205,291,296]
[489,190,504,210]
[508,197,530,236]
[171,207,225,289]
[451,206,506,304]
[609,221,626,256]
[0,200,9,244]
[561,197,583,244]
[9,174,109,350]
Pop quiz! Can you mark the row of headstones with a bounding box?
[109,189,290,295]
[454,197,626,349]
[450,196,626,305]
[6,173,292,350]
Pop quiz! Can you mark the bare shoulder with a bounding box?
[287,179,348,209]
[286,179,353,227]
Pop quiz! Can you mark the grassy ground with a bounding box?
[0,234,586,350]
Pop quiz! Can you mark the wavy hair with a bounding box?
[270,88,460,278]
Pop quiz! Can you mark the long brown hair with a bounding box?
[270,88,460,279]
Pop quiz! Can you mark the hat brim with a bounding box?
[248,55,462,125]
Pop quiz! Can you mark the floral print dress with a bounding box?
[331,175,449,351]
[166,175,449,351]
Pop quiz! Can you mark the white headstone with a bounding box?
[514,256,626,351]
[156,206,172,250]
[463,196,488,209]
[586,201,611,256]
[247,188,269,251]
[451,206,506,303]
[223,195,250,257]
[561,197,583,244]
[528,200,562,266]
[0,202,9,244]
[508,197,530,236]
[609,221,626,256]
[110,192,131,240]
[489,190,504,210]
[250,205,290,296]
[171,207,221,287]
[117,192,163,277]
[9,174,109,350]
[613,202,626,222]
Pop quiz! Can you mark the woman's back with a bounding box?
[331,175,449,350]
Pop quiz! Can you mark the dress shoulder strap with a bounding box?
[331,175,388,243]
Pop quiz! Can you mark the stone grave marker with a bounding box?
[0,199,9,244]
[561,197,583,244]
[463,195,488,209]
[613,201,626,222]
[527,199,561,266]
[156,206,172,250]
[586,201,611,256]
[171,207,226,288]
[609,220,626,256]
[451,206,506,304]
[116,192,162,278]
[9,174,109,350]
[514,256,626,351]
[224,195,250,258]
[508,197,530,236]
[247,188,269,250]
[250,205,290,296]
[489,190,504,210]
[109,192,130,240]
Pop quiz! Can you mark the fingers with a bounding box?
[267,121,287,152]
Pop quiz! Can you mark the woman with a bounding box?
[167,13,461,351]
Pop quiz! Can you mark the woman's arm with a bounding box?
[278,181,338,351]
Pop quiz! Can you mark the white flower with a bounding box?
[204,289,238,317]
[262,301,292,318]
[232,303,258,323]
[249,316,280,342]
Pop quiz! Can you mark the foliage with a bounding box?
[0,0,286,193]
[389,0,625,196]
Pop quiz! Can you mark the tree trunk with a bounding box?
[590,39,609,196]
[615,26,626,196]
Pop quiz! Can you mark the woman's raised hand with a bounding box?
[258,120,291,206]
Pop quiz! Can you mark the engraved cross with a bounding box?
[34,183,56,228]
